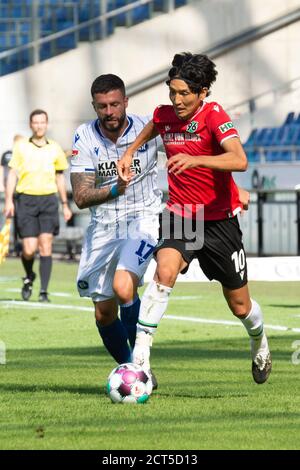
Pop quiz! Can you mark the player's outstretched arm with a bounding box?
[71,172,127,209]
[117,120,159,182]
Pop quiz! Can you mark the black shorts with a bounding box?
[15,193,59,239]
[156,209,248,290]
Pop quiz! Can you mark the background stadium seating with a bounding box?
[0,0,187,75]
[244,113,300,163]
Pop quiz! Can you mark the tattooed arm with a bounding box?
[71,172,127,209]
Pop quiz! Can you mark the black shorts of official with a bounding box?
[156,209,248,290]
[15,193,59,239]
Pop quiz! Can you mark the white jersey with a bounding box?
[70,114,162,228]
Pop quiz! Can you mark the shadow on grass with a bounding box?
[2,334,298,364]
[268,304,300,309]
[0,382,106,396]
[0,335,298,398]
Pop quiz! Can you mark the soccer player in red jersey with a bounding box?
[118,53,271,385]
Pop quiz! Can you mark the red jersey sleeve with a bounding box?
[153,106,159,123]
[153,105,165,129]
[205,103,239,146]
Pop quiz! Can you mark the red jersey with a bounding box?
[153,101,243,220]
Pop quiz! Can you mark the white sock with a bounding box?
[133,281,172,369]
[240,300,270,360]
[133,329,153,370]
[138,280,173,335]
[239,299,264,339]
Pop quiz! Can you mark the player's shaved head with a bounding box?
[166,53,218,95]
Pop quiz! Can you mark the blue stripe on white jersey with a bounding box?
[70,114,162,226]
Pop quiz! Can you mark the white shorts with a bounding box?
[77,215,159,302]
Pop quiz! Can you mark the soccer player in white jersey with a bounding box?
[70,75,161,380]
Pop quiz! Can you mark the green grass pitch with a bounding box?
[0,259,300,450]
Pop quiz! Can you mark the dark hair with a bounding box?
[166,52,218,95]
[91,74,126,97]
[29,109,48,122]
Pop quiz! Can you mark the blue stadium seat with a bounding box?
[295,129,300,145]
[266,150,292,162]
[259,127,276,146]
[79,26,91,41]
[0,37,7,51]
[0,48,30,75]
[0,63,16,75]
[113,0,127,27]
[254,127,268,145]
[277,151,292,161]
[58,20,74,32]
[244,128,257,146]
[56,32,77,51]
[153,0,166,11]
[269,125,285,145]
[0,22,10,32]
[40,43,52,61]
[19,32,31,45]
[20,21,31,32]
[283,111,295,125]
[288,125,300,145]
[0,6,10,17]
[131,5,151,25]
[246,150,260,162]
[47,0,66,4]
[113,1,150,28]
[265,151,278,162]
[279,125,299,146]
[11,7,23,17]
[78,0,114,38]
[10,3,31,17]
[38,5,51,17]
[154,0,187,11]
[8,34,18,48]
[78,5,90,23]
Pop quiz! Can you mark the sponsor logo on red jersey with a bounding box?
[186,121,198,133]
[163,132,201,144]
[218,121,234,133]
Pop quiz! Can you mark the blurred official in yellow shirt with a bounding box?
[4,109,72,302]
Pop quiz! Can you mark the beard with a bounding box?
[99,112,126,133]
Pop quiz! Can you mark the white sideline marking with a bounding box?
[1,300,300,333]
[3,288,87,299]
[0,300,91,312]
[164,314,300,333]
[0,277,19,282]
[170,296,202,300]
[4,288,25,293]
[2,289,201,301]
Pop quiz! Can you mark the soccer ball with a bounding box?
[106,363,153,404]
